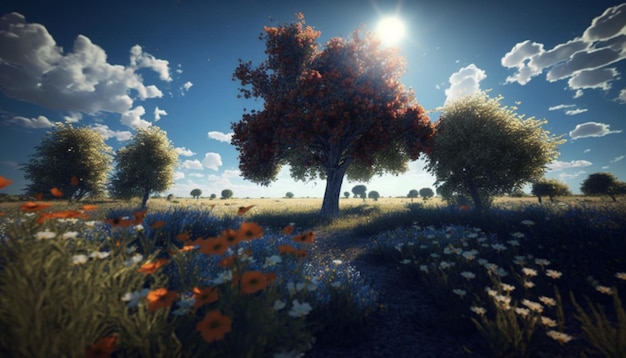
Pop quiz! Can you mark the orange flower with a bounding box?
[199,236,229,256]
[220,228,239,246]
[0,176,13,189]
[146,288,178,311]
[237,205,255,215]
[36,210,88,224]
[137,259,170,274]
[292,231,316,244]
[192,286,220,309]
[219,256,235,268]
[103,217,133,228]
[459,205,470,211]
[278,244,297,254]
[50,187,63,198]
[196,310,232,343]
[265,272,277,283]
[296,249,308,258]
[179,245,197,252]
[131,210,146,225]
[175,231,190,242]
[240,271,269,294]
[282,225,295,235]
[70,176,80,186]
[85,335,117,358]
[20,201,52,212]
[34,193,44,201]
[235,222,263,242]
[81,204,99,211]
[150,220,166,229]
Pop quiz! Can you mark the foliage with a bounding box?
[108,126,178,209]
[352,185,367,199]
[210,194,217,200]
[426,92,564,212]
[581,172,625,202]
[231,13,434,219]
[21,123,112,202]
[190,188,202,200]
[286,192,294,198]
[419,187,434,200]
[407,189,419,199]
[368,190,380,201]
[343,191,350,199]
[531,179,571,203]
[221,189,233,199]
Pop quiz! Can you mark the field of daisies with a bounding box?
[0,196,625,357]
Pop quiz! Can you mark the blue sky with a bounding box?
[1,0,624,198]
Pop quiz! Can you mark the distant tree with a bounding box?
[407,189,419,200]
[167,194,174,201]
[581,172,625,201]
[426,92,564,212]
[109,126,178,209]
[368,190,380,201]
[343,191,350,199]
[210,193,217,200]
[286,192,294,198]
[232,13,434,219]
[419,188,435,201]
[352,185,367,199]
[221,189,233,199]
[531,179,570,203]
[190,188,202,200]
[21,123,112,202]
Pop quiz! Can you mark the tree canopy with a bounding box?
[232,13,434,218]
[108,126,178,209]
[368,190,380,201]
[426,92,564,211]
[531,179,570,203]
[351,185,367,199]
[407,189,419,199]
[581,172,625,201]
[21,123,112,202]
[419,187,434,200]
[191,188,202,200]
[221,189,233,199]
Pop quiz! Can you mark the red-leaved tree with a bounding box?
[232,13,434,219]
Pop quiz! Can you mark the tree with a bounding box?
[419,187,434,201]
[286,192,294,198]
[352,185,367,199]
[368,190,380,201]
[109,126,178,209]
[581,172,625,201]
[407,189,419,200]
[426,92,564,212]
[343,191,350,199]
[21,123,112,202]
[232,14,434,219]
[531,179,570,203]
[190,188,202,200]
[221,189,233,199]
[210,193,217,200]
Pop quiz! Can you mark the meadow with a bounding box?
[0,195,624,357]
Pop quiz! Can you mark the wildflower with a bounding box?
[85,335,117,358]
[400,259,411,264]
[292,231,316,244]
[470,306,486,315]
[131,210,146,225]
[494,295,512,310]
[522,267,538,277]
[134,224,144,231]
[220,228,239,246]
[35,230,56,240]
[147,288,178,311]
[485,287,497,297]
[459,205,470,211]
[89,251,111,259]
[510,232,525,239]
[219,256,235,268]
[237,205,255,215]
[296,249,307,258]
[103,217,133,228]
[212,270,233,285]
[430,253,439,258]
[439,261,455,269]
[72,254,88,265]
[199,237,229,256]
[546,330,574,344]
[240,271,269,294]
[287,282,306,295]
[501,283,515,292]
[273,299,286,311]
[263,254,282,267]
[121,288,150,308]
[545,269,562,279]
[70,176,80,186]
[467,232,479,239]
[596,285,613,295]
[236,222,264,242]
[419,265,429,273]
[21,201,53,212]
[522,299,544,313]
[452,289,466,297]
[172,295,196,316]
[137,259,170,274]
[0,176,14,189]
[288,300,312,317]
[534,258,550,266]
[513,255,526,265]
[282,224,295,235]
[506,239,520,246]
[493,267,509,277]
[332,259,343,265]
[461,271,476,280]
[521,220,535,226]
[462,250,478,260]
[124,254,144,266]
[616,272,626,281]
[265,272,277,284]
[196,310,232,343]
[193,287,220,309]
[50,187,63,197]
[540,316,557,327]
[176,232,190,242]
[524,281,535,288]
[126,245,138,254]
[491,243,507,251]
[514,307,530,318]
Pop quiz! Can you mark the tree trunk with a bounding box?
[141,189,150,209]
[466,177,484,213]
[536,195,542,204]
[319,165,349,220]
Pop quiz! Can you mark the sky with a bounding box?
[0,0,625,199]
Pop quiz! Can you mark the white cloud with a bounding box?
[183,81,193,91]
[569,122,622,139]
[547,160,593,171]
[565,108,588,116]
[584,148,591,153]
[444,64,486,104]
[558,170,587,181]
[63,112,82,123]
[173,171,185,180]
[120,106,151,129]
[501,4,626,96]
[129,45,172,82]
[175,147,195,157]
[154,106,167,121]
[202,152,222,171]
[610,155,624,163]
[90,123,132,141]
[222,169,241,178]
[8,115,56,128]
[548,103,587,115]
[182,159,203,170]
[189,173,205,178]
[548,104,575,111]
[208,131,233,143]
[618,89,626,103]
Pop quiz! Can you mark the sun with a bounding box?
[376,16,406,45]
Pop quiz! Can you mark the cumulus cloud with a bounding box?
[189,173,205,178]
[558,170,587,181]
[565,108,588,116]
[183,81,193,91]
[173,171,185,180]
[548,103,588,115]
[444,64,486,104]
[549,104,576,111]
[154,106,167,121]
[90,123,132,141]
[120,106,151,129]
[547,160,593,171]
[0,13,170,125]
[618,89,626,103]
[8,115,56,128]
[611,155,624,163]
[182,159,203,170]
[175,147,195,157]
[63,112,82,123]
[569,121,622,139]
[202,152,222,171]
[208,131,233,142]
[501,4,626,96]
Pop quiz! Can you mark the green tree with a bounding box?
[343,191,350,199]
[21,123,112,202]
[210,193,217,200]
[232,14,434,219]
[221,189,233,199]
[109,126,178,209]
[368,190,380,201]
[426,92,564,212]
[352,185,367,199]
[419,187,434,201]
[581,172,625,201]
[285,192,294,198]
[531,179,570,203]
[190,188,202,200]
[407,189,419,200]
